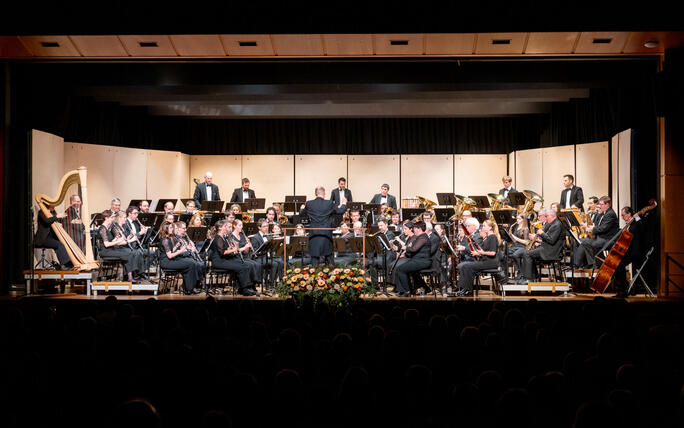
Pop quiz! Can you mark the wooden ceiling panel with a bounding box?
[271,34,324,56]
[323,34,373,55]
[0,36,33,57]
[70,35,128,57]
[525,32,579,54]
[574,32,629,54]
[374,34,424,55]
[622,31,682,53]
[425,34,475,55]
[220,34,274,55]
[475,33,527,54]
[18,35,81,56]
[118,35,178,56]
[170,35,226,56]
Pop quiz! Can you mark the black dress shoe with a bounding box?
[396,291,410,297]
[456,289,473,296]
[240,288,257,296]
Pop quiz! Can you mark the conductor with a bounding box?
[299,186,347,266]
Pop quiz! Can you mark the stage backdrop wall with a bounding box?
[33,130,621,219]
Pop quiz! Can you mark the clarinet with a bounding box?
[183,232,203,262]
[230,233,244,262]
[112,222,134,250]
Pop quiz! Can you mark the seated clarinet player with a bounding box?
[97,210,144,283]
[231,219,262,289]
[456,219,500,296]
[209,220,256,296]
[158,221,203,295]
[520,208,564,284]
[392,221,432,297]
[251,218,284,286]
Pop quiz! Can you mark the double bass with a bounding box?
[591,200,657,293]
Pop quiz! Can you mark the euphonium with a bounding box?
[278,214,289,224]
[241,213,252,223]
[521,190,543,222]
[450,195,477,221]
[488,193,509,211]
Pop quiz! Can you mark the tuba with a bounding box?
[413,196,437,221]
[508,223,536,251]
[521,190,544,222]
[35,167,99,271]
[450,194,477,221]
[488,193,509,211]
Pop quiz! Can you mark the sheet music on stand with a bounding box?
[491,209,517,225]
[434,208,455,223]
[208,212,225,226]
[90,213,104,227]
[256,238,281,257]
[333,237,350,254]
[471,211,488,223]
[284,196,307,213]
[281,236,308,258]
[364,203,382,214]
[401,208,423,221]
[137,213,158,228]
[178,213,192,224]
[440,235,459,257]
[348,202,364,212]
[371,231,391,251]
[187,226,208,243]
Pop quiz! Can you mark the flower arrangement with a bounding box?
[276,266,375,307]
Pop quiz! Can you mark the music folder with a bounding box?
[200,200,225,212]
[154,198,178,212]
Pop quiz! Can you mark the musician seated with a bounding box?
[138,200,150,213]
[251,218,284,285]
[189,212,205,228]
[110,198,122,214]
[392,221,433,297]
[230,204,242,216]
[432,224,449,287]
[163,201,175,215]
[520,209,564,284]
[265,207,278,224]
[97,210,144,283]
[232,220,262,287]
[184,200,198,214]
[456,215,483,262]
[373,218,396,273]
[390,211,402,233]
[456,219,500,296]
[613,206,645,298]
[408,222,441,293]
[123,205,151,277]
[34,204,72,270]
[289,223,310,265]
[508,213,531,280]
[209,220,256,296]
[335,222,355,266]
[164,213,176,224]
[572,196,619,269]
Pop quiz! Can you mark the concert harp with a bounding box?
[34,167,99,271]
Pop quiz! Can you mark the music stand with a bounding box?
[286,236,309,265]
[178,213,192,224]
[253,213,267,222]
[180,198,196,208]
[557,211,582,245]
[402,208,423,221]
[243,222,258,236]
[368,225,380,234]
[364,203,382,214]
[469,195,491,209]
[154,198,178,212]
[285,196,307,213]
[491,209,517,225]
[208,212,224,226]
[200,200,225,212]
[90,213,104,227]
[137,213,157,228]
[471,211,488,223]
[333,237,350,254]
[129,199,151,209]
[507,192,527,207]
[436,193,458,206]
[434,208,456,223]
[244,198,265,211]
[187,226,208,243]
[348,202,364,212]
[152,214,167,229]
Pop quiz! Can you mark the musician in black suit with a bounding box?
[559,174,584,211]
[35,205,72,269]
[370,184,397,210]
[330,177,353,206]
[573,196,619,268]
[230,177,256,203]
[122,205,151,276]
[612,206,646,298]
[520,208,564,283]
[63,194,86,253]
[498,176,517,199]
[251,218,284,286]
[299,186,347,266]
[193,171,221,208]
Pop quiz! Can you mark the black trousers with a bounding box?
[395,257,432,293]
[100,246,144,275]
[38,236,71,266]
[508,244,526,274]
[160,256,203,292]
[211,257,253,290]
[457,257,499,291]
[255,255,284,285]
[573,237,607,267]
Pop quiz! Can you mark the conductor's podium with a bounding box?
[90,281,159,296]
[500,281,571,298]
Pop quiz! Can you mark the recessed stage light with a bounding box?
[643,40,659,48]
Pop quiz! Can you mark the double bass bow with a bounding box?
[591,200,657,293]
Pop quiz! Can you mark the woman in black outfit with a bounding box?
[393,221,433,297]
[97,210,143,283]
[158,221,203,295]
[231,219,262,286]
[209,220,256,296]
[456,218,500,296]
[508,213,530,280]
